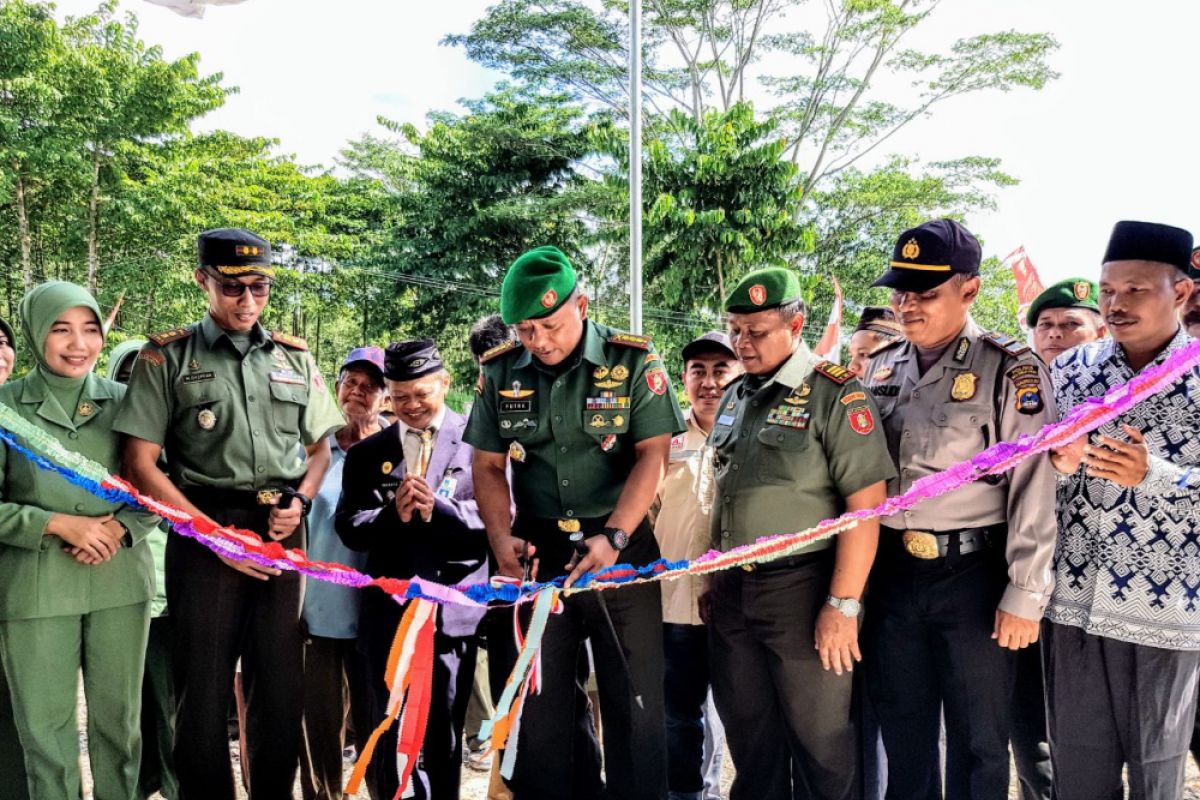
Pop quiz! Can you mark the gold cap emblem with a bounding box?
[901,238,921,260]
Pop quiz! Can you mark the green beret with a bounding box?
[500,246,578,324]
[1026,277,1101,327]
[725,267,801,313]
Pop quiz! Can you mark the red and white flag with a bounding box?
[813,276,844,363]
[1004,246,1046,331]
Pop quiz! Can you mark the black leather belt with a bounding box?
[184,485,297,510]
[882,526,1001,560]
[738,550,831,574]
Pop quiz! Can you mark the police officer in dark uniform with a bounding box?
[466,246,685,800]
[114,228,344,800]
[863,220,1057,800]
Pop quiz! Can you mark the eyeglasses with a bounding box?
[206,271,273,298]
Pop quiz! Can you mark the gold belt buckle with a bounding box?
[256,489,282,506]
[902,531,940,560]
[557,519,581,534]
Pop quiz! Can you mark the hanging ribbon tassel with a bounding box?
[478,588,558,778]
[347,598,437,797]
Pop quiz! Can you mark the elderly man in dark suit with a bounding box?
[336,339,489,800]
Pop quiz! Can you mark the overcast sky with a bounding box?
[53,0,1200,287]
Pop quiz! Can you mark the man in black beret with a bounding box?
[336,339,490,800]
[1046,221,1200,800]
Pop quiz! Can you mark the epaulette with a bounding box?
[480,339,522,364]
[148,326,193,347]
[608,332,652,350]
[982,331,1030,358]
[869,337,905,357]
[812,360,853,385]
[272,331,309,351]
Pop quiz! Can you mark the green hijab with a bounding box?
[0,316,14,351]
[17,281,103,395]
[106,339,147,382]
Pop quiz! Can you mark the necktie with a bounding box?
[417,428,433,477]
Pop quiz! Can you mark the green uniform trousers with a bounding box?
[0,649,29,800]
[0,602,150,800]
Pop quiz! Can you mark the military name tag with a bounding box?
[871,385,900,397]
[717,414,736,426]
[499,399,532,414]
[182,371,216,385]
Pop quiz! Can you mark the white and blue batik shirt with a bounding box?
[1047,328,1200,650]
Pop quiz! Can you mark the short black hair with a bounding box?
[468,314,516,362]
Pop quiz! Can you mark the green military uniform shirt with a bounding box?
[464,320,685,519]
[711,342,895,552]
[0,371,157,621]
[111,314,344,490]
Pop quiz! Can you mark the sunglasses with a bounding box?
[206,271,273,298]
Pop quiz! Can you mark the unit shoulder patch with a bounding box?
[608,332,652,350]
[272,331,309,351]
[148,326,194,347]
[812,360,853,385]
[480,339,522,364]
[981,331,1030,358]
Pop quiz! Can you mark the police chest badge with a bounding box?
[872,366,893,382]
[847,406,875,435]
[197,408,217,430]
[508,441,526,463]
[950,372,977,402]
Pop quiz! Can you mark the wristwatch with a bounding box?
[825,595,861,618]
[598,526,630,551]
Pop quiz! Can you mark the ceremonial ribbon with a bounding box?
[3,337,1200,791]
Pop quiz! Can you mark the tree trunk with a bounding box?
[86,148,102,294]
[716,251,726,304]
[13,170,33,292]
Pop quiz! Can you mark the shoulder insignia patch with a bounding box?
[480,339,521,364]
[608,332,652,350]
[870,337,905,357]
[982,331,1030,358]
[272,331,309,351]
[812,360,853,385]
[148,326,193,347]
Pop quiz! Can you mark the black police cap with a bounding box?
[872,219,982,293]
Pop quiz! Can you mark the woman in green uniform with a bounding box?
[0,314,29,800]
[0,282,155,800]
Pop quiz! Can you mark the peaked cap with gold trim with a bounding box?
[872,218,982,293]
[198,228,274,278]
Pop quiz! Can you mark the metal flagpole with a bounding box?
[629,0,643,334]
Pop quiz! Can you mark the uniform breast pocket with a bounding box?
[583,409,630,437]
[268,381,309,435]
[931,402,991,452]
[755,424,812,485]
[176,381,232,437]
[498,399,539,439]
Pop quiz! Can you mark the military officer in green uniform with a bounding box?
[0,313,28,800]
[467,246,685,800]
[863,219,1058,799]
[703,267,894,800]
[0,282,157,800]
[114,229,344,800]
